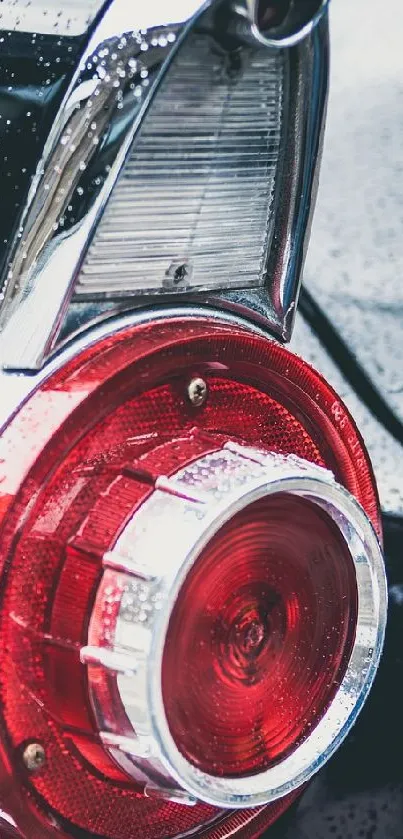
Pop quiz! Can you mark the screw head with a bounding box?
[187,376,208,407]
[163,259,193,289]
[22,742,46,773]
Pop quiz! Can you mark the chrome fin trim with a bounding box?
[0,3,329,370]
[0,0,212,370]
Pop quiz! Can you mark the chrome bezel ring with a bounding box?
[85,443,386,808]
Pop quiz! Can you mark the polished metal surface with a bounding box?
[82,440,386,807]
[193,13,329,340]
[0,0,329,370]
[0,0,211,370]
[73,11,329,344]
[0,11,89,290]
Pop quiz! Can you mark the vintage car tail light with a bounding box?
[0,313,386,839]
[74,31,285,299]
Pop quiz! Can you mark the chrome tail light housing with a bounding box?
[0,0,329,369]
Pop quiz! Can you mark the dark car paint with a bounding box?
[0,29,87,287]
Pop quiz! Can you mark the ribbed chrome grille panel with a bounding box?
[75,35,285,298]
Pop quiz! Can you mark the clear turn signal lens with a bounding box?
[75,34,284,298]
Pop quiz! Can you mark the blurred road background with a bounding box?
[304,0,403,417]
[285,5,403,837]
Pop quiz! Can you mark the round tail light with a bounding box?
[0,312,386,839]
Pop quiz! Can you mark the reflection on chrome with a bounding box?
[0,0,329,371]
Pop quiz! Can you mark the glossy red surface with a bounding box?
[0,317,380,839]
[163,493,358,778]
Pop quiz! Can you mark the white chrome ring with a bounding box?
[84,443,387,808]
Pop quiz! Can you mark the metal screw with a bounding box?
[187,376,208,407]
[163,259,193,289]
[172,263,188,284]
[22,742,46,773]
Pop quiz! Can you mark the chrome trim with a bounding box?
[80,646,139,674]
[103,549,158,580]
[70,13,329,344]
[210,13,329,339]
[0,0,211,370]
[100,732,154,760]
[0,3,329,369]
[83,443,386,807]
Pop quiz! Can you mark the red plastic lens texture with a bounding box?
[0,317,380,839]
[162,493,358,777]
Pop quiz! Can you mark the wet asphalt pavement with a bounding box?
[282,3,403,837]
[304,0,403,420]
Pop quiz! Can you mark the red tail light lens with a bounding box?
[163,493,357,779]
[0,314,385,839]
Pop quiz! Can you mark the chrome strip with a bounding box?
[0,0,212,370]
[0,3,329,369]
[211,14,329,339]
[150,464,386,806]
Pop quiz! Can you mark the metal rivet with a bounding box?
[187,377,208,407]
[22,742,46,773]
